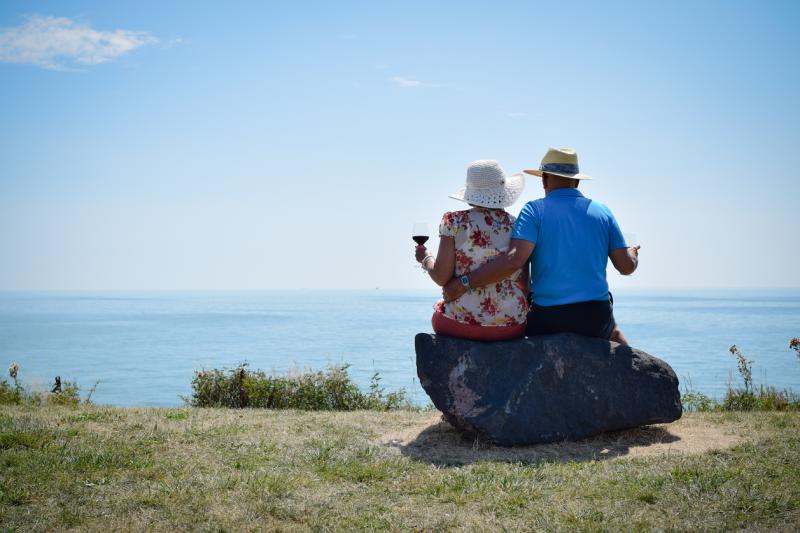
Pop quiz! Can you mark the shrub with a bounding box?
[0,379,23,405]
[188,364,413,411]
[722,384,799,412]
[47,380,81,406]
[681,391,718,412]
[1,363,88,406]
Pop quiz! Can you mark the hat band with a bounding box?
[540,162,579,174]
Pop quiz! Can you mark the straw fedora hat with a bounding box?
[449,160,525,208]
[523,147,592,180]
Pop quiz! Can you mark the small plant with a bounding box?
[729,345,753,394]
[1,362,24,405]
[84,380,101,404]
[724,344,756,410]
[188,363,413,411]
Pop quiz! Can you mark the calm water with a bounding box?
[0,290,798,406]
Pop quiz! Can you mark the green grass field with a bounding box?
[1,405,799,532]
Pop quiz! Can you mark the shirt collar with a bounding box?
[547,188,584,198]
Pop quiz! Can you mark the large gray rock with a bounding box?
[415,333,682,446]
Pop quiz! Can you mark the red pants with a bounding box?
[431,310,525,341]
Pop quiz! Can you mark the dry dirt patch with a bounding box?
[379,413,745,465]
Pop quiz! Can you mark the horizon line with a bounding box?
[1,287,799,293]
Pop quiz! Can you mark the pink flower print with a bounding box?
[481,297,498,316]
[456,251,474,272]
[470,229,489,247]
[463,311,481,325]
[484,214,493,226]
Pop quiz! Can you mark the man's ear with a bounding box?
[541,175,548,188]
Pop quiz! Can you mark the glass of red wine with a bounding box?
[412,222,429,246]
[412,222,429,266]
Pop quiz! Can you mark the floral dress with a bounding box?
[436,207,529,326]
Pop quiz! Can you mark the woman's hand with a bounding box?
[443,277,467,302]
[415,245,428,263]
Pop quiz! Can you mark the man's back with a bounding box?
[512,188,626,306]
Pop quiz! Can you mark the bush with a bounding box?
[47,380,81,406]
[681,391,718,412]
[0,379,23,405]
[1,362,87,407]
[722,385,799,412]
[188,364,413,411]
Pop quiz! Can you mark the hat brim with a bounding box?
[523,169,592,180]
[448,172,525,208]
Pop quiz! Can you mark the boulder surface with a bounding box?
[415,333,682,446]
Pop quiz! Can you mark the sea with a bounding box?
[0,289,798,407]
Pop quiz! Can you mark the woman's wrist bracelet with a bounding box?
[421,255,434,271]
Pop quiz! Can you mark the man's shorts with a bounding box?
[525,293,616,340]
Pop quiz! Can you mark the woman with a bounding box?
[415,160,529,341]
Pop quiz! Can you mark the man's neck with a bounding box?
[544,185,578,195]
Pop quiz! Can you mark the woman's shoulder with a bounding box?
[498,209,515,225]
[440,209,472,236]
[476,208,515,226]
[441,210,472,224]
[444,209,472,216]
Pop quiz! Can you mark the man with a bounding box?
[443,147,639,345]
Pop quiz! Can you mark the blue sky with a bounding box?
[1,0,798,290]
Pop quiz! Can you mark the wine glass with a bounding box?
[412,222,429,267]
[412,222,430,246]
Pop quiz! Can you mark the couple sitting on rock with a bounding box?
[415,148,640,345]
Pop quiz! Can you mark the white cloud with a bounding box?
[390,76,439,89]
[0,14,157,70]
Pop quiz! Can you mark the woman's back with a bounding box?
[438,207,528,326]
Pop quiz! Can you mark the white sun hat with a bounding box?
[448,160,525,208]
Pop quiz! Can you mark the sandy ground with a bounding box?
[379,413,744,465]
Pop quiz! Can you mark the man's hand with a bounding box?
[609,244,640,275]
[414,245,428,263]
[443,277,467,302]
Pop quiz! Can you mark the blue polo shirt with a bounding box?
[511,188,627,306]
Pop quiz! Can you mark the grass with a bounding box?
[188,363,413,411]
[2,340,798,530]
[1,404,799,531]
